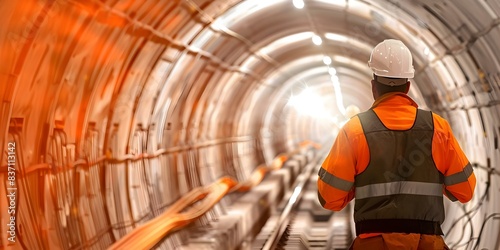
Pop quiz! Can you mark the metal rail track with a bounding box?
[253,148,353,250]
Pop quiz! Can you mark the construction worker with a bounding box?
[317,39,476,249]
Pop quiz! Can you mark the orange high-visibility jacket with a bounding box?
[317,92,476,212]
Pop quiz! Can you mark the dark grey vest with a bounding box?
[354,109,445,235]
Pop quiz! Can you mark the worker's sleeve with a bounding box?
[317,128,356,211]
[433,117,476,203]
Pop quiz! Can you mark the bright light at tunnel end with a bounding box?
[287,87,326,118]
[286,86,351,130]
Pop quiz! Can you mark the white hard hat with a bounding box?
[368,39,415,79]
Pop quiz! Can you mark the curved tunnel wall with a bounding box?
[1,0,500,249]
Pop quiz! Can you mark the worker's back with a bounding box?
[355,108,444,235]
[317,39,476,250]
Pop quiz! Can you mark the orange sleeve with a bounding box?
[432,115,476,203]
[317,126,357,211]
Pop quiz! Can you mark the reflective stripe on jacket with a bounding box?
[317,92,476,215]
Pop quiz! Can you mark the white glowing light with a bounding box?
[293,0,305,9]
[331,75,339,84]
[332,116,339,123]
[324,32,348,42]
[424,47,430,55]
[312,35,323,45]
[330,75,345,116]
[211,19,225,31]
[323,56,332,65]
[288,94,298,107]
[290,186,302,203]
[328,67,337,75]
[287,88,326,117]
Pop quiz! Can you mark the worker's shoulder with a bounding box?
[427,111,455,140]
[428,111,452,130]
[341,114,364,137]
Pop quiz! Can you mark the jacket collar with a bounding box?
[371,92,419,109]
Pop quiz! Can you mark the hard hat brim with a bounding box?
[374,75,408,86]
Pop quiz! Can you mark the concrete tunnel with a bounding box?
[0,0,500,249]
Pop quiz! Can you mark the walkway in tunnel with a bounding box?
[165,145,353,250]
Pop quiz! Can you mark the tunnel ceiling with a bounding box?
[2,0,498,156]
[1,0,500,249]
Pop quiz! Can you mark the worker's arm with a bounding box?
[317,128,356,211]
[433,116,476,203]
